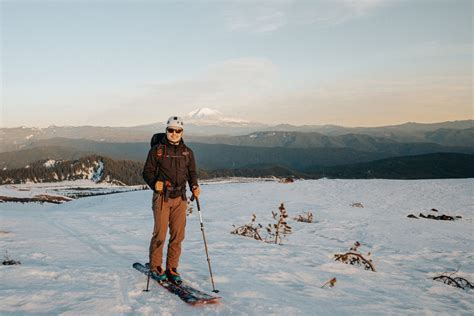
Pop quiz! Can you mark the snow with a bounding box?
[249,132,277,138]
[68,161,104,182]
[0,180,141,199]
[43,160,57,168]
[185,107,250,126]
[0,179,473,315]
[187,108,223,119]
[200,177,278,185]
[91,161,104,182]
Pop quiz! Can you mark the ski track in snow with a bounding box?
[0,179,473,315]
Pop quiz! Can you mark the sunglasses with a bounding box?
[167,128,183,134]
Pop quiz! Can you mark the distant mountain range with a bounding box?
[304,153,474,179]
[0,112,472,181]
[187,128,474,148]
[204,153,474,180]
[1,153,472,185]
[1,136,473,172]
[1,108,471,152]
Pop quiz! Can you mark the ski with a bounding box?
[133,262,220,305]
[143,263,218,299]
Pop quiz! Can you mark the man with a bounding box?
[142,116,200,283]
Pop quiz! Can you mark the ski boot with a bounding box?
[150,266,167,282]
[166,267,182,284]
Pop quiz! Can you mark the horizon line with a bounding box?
[1,118,472,130]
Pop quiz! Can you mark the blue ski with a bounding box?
[133,262,220,305]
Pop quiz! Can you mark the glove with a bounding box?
[192,186,200,198]
[154,181,164,193]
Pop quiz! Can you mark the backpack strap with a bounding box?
[155,143,166,160]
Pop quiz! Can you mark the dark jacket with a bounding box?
[142,137,198,197]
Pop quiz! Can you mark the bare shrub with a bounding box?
[407,209,462,221]
[266,203,292,244]
[294,211,313,223]
[321,277,337,288]
[334,241,375,272]
[2,250,21,265]
[231,214,263,241]
[231,203,293,244]
[433,271,473,290]
[279,177,294,183]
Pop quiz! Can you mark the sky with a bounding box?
[0,0,472,128]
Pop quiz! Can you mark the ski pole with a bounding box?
[192,195,219,293]
[144,271,151,292]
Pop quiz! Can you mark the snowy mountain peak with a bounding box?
[187,107,223,120]
[184,107,251,126]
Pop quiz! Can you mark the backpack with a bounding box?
[150,132,190,165]
[149,132,191,189]
[150,133,166,148]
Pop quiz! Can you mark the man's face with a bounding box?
[166,127,183,143]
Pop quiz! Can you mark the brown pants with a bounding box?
[149,192,187,270]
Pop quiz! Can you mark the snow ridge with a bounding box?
[184,107,251,126]
[90,161,104,183]
[43,160,57,168]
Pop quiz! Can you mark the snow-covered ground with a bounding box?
[0,180,145,200]
[0,179,473,315]
[0,178,275,200]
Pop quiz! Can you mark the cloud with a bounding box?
[98,58,280,125]
[127,60,471,126]
[224,1,291,33]
[253,74,473,126]
[6,64,470,127]
[65,59,471,127]
[413,41,473,58]
[0,58,280,127]
[146,58,279,103]
[223,0,394,33]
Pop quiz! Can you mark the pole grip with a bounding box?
[195,196,201,211]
